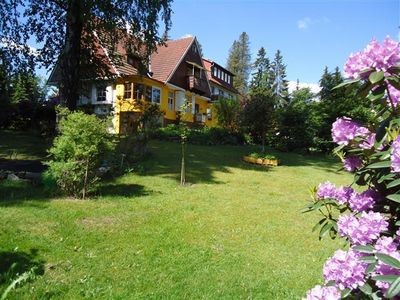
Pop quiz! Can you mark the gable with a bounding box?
[168,39,211,98]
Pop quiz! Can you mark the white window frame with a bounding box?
[96,85,107,102]
[151,87,161,105]
[168,92,174,111]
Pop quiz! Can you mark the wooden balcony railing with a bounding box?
[187,75,209,95]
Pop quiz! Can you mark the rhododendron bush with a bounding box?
[303,37,400,300]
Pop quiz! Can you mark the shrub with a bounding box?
[46,109,115,199]
[213,98,241,133]
[248,152,277,160]
[303,37,400,299]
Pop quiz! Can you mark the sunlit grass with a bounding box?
[0,138,351,299]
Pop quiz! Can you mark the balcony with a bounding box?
[187,75,209,95]
[194,113,206,124]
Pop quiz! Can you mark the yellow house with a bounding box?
[48,34,239,133]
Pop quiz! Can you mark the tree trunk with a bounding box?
[180,141,186,186]
[59,0,83,111]
[82,158,89,200]
[262,135,265,153]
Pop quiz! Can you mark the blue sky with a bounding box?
[168,0,399,84]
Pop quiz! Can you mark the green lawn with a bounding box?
[0,130,50,160]
[0,135,351,299]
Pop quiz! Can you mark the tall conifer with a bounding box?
[226,32,251,96]
[270,50,289,107]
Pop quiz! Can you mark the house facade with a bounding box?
[48,35,238,133]
[202,58,239,102]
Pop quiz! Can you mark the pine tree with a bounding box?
[226,32,251,96]
[11,75,29,103]
[270,50,289,107]
[0,49,11,103]
[249,47,272,97]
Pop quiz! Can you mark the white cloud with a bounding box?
[288,81,321,94]
[297,17,331,30]
[180,34,193,39]
[297,17,311,30]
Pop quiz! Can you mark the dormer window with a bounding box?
[127,54,140,69]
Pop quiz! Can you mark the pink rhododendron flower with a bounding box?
[343,156,362,172]
[348,189,379,213]
[331,117,370,146]
[336,186,354,205]
[317,182,337,199]
[388,84,400,108]
[338,212,388,245]
[303,285,341,300]
[359,133,377,149]
[344,37,400,79]
[323,249,367,290]
[373,237,400,291]
[391,135,400,172]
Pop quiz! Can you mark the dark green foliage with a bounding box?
[226,32,251,95]
[270,50,289,107]
[315,66,374,151]
[248,152,277,160]
[11,73,45,104]
[241,94,275,152]
[273,88,317,152]
[249,47,272,97]
[213,98,240,133]
[46,109,115,199]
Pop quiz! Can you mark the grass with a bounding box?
[0,130,50,160]
[0,133,352,299]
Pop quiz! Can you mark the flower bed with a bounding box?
[242,152,280,166]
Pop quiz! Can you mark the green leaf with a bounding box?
[333,78,360,90]
[353,245,374,254]
[388,78,400,91]
[376,253,400,269]
[359,282,372,295]
[341,288,351,298]
[325,280,336,287]
[319,222,333,240]
[359,255,376,264]
[387,194,400,203]
[372,275,399,283]
[368,88,386,102]
[366,161,391,169]
[369,71,384,84]
[312,218,326,232]
[386,276,400,298]
[366,262,376,273]
[388,179,400,188]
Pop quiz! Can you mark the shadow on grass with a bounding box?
[0,130,50,161]
[137,140,343,185]
[0,249,45,294]
[96,183,154,198]
[137,140,343,184]
[0,181,55,208]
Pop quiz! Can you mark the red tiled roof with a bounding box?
[150,37,194,83]
[202,58,238,94]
